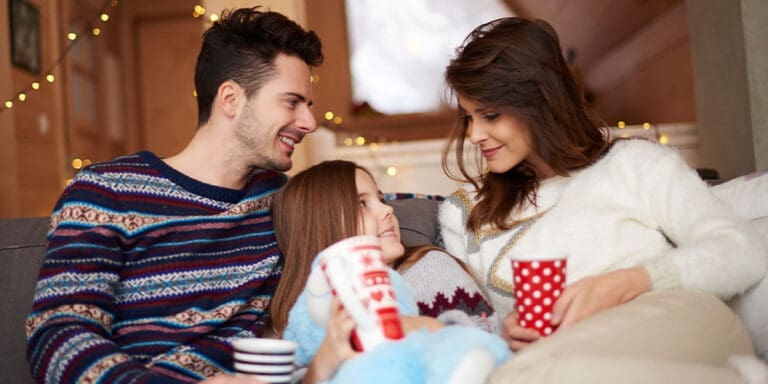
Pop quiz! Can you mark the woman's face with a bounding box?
[458,95,554,177]
[354,169,404,263]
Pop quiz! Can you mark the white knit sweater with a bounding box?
[439,139,766,317]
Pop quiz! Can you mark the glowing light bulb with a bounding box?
[31,82,40,90]
[100,13,109,22]
[92,28,101,36]
[324,111,334,120]
[659,135,669,145]
[67,32,78,41]
[46,74,55,83]
[333,116,343,125]
[4,100,13,109]
[72,158,83,169]
[343,137,354,146]
[643,122,651,130]
[210,14,219,22]
[18,93,26,101]
[386,166,397,176]
[617,121,626,129]
[355,136,366,146]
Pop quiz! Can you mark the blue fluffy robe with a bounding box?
[283,267,511,383]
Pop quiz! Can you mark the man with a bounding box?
[25,7,322,384]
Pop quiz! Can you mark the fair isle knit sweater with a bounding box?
[25,151,287,384]
[400,250,500,334]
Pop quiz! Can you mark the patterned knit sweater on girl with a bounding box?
[25,151,286,384]
[400,250,500,334]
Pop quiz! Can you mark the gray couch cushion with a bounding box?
[0,217,48,384]
[389,198,444,248]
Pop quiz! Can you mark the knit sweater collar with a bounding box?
[138,150,285,204]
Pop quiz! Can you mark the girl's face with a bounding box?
[355,169,404,263]
[459,95,554,178]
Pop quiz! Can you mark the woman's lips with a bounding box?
[481,146,502,158]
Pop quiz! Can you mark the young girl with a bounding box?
[266,159,499,382]
[439,16,766,382]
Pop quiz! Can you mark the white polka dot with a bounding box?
[524,298,532,306]
[532,275,541,283]
[513,261,519,268]
[543,297,552,306]
[543,268,552,276]
[554,289,561,297]
[525,313,533,321]
[516,290,523,298]
[553,275,561,282]
[554,261,562,268]
[534,305,542,313]
[515,276,521,284]
[518,305,525,312]
[533,290,542,298]
[544,327,552,335]
[543,282,552,291]
[535,320,543,328]
[532,261,540,269]
[520,320,527,327]
[543,312,551,320]
[521,268,529,276]
[523,283,531,291]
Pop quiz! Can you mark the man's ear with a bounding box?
[216,80,244,119]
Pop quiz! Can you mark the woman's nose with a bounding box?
[468,123,486,144]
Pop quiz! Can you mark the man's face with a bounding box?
[235,54,317,172]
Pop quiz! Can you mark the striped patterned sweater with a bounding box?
[25,151,286,384]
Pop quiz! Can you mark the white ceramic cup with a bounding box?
[230,338,297,383]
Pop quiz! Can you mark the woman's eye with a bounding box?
[359,200,367,208]
[483,113,500,121]
[286,99,299,108]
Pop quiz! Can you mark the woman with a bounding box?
[439,17,766,382]
[266,160,499,382]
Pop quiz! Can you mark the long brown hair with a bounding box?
[442,17,609,232]
[267,160,367,336]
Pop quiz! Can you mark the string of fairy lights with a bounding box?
[1,0,120,115]
[3,1,669,182]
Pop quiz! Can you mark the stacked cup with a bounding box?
[231,338,297,383]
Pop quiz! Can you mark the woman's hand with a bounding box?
[303,297,359,383]
[551,267,651,329]
[501,312,540,351]
[400,315,444,333]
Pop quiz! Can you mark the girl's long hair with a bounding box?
[267,160,363,336]
[442,17,610,232]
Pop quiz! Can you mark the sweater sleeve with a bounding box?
[25,174,185,384]
[438,191,471,264]
[620,141,766,298]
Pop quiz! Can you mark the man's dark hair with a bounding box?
[194,7,323,125]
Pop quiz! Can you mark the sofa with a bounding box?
[2,171,766,383]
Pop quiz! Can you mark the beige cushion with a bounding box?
[490,290,753,383]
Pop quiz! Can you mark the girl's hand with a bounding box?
[502,312,540,351]
[303,297,359,383]
[400,315,444,332]
[550,267,651,329]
